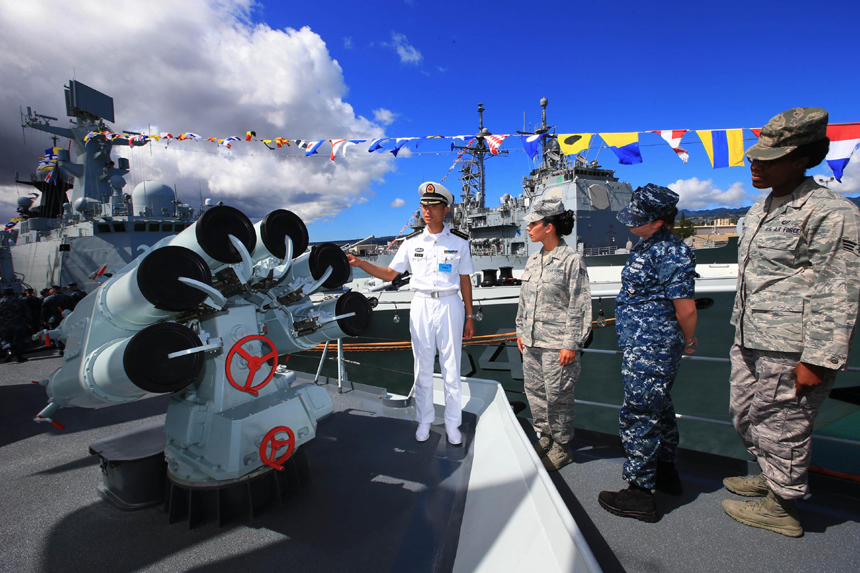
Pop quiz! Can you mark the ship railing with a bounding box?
[578,348,860,448]
[582,245,621,256]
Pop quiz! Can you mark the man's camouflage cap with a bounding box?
[418,181,453,206]
[745,107,829,161]
[523,195,565,223]
[617,183,679,227]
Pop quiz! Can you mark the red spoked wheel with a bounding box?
[259,426,295,471]
[225,335,279,396]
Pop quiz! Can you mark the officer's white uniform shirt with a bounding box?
[388,224,474,430]
[389,225,474,289]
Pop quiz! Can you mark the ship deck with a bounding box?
[2,351,859,572]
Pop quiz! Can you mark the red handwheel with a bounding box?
[259,426,295,471]
[225,335,279,396]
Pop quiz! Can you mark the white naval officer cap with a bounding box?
[418,181,453,206]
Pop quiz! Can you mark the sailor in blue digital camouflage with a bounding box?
[722,107,860,538]
[516,196,592,471]
[598,184,698,522]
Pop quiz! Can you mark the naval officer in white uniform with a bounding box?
[347,182,475,445]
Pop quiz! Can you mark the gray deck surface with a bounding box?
[3,351,859,573]
[532,421,860,573]
[0,352,474,573]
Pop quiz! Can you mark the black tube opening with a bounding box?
[124,322,204,393]
[334,292,373,337]
[260,209,309,260]
[194,205,257,263]
[309,243,351,289]
[137,246,212,311]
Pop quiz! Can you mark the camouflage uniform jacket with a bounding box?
[616,228,696,346]
[731,177,860,369]
[516,239,592,350]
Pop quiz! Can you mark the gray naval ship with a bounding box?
[357,99,646,277]
[4,80,199,293]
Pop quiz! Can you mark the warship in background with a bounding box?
[3,81,200,293]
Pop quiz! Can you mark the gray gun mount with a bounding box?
[32,205,372,485]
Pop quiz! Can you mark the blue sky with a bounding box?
[1,0,858,242]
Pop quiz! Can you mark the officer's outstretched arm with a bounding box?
[346,254,399,282]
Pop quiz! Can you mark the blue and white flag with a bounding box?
[367,138,389,153]
[391,137,417,157]
[521,133,547,160]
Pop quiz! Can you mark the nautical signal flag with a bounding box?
[599,132,643,165]
[485,134,509,155]
[245,131,256,141]
[825,123,860,182]
[558,133,592,156]
[521,133,547,160]
[650,130,689,164]
[698,129,744,168]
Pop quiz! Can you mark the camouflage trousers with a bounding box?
[620,343,683,489]
[729,344,837,501]
[523,346,581,445]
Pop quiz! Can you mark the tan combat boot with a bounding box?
[542,442,574,471]
[723,473,769,497]
[722,490,803,537]
[534,435,553,458]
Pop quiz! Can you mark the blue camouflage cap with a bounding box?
[616,184,679,227]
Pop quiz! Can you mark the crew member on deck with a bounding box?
[598,184,697,523]
[347,182,475,445]
[722,107,860,538]
[67,282,86,310]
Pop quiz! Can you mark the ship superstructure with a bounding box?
[8,81,197,292]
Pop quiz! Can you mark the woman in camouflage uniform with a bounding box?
[516,196,592,471]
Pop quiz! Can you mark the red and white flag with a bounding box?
[330,139,348,161]
[651,130,689,164]
[485,134,509,155]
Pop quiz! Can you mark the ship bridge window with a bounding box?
[588,184,611,210]
[113,222,126,232]
[134,223,146,232]
[175,223,186,232]
[148,224,159,232]
[97,223,111,233]
[162,224,173,232]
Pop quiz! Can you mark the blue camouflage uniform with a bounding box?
[615,186,696,489]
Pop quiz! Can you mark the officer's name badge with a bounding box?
[439,263,452,273]
[414,253,423,258]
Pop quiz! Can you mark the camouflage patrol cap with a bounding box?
[617,184,679,227]
[418,181,453,206]
[746,107,829,161]
[524,195,565,223]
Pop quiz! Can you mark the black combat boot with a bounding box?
[655,459,683,496]
[598,483,658,522]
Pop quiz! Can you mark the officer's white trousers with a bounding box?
[409,295,464,429]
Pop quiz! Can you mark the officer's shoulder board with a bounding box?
[451,229,469,241]
[403,230,422,240]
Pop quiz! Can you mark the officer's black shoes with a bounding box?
[598,484,659,522]
[655,460,683,496]
[16,355,28,363]
[534,435,554,458]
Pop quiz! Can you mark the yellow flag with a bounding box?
[558,133,592,156]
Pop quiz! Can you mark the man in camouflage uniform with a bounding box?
[598,184,698,522]
[0,287,30,363]
[516,196,592,471]
[722,108,860,537]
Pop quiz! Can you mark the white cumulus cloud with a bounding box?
[390,198,405,207]
[668,177,750,210]
[0,0,394,224]
[373,108,399,126]
[383,32,423,65]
